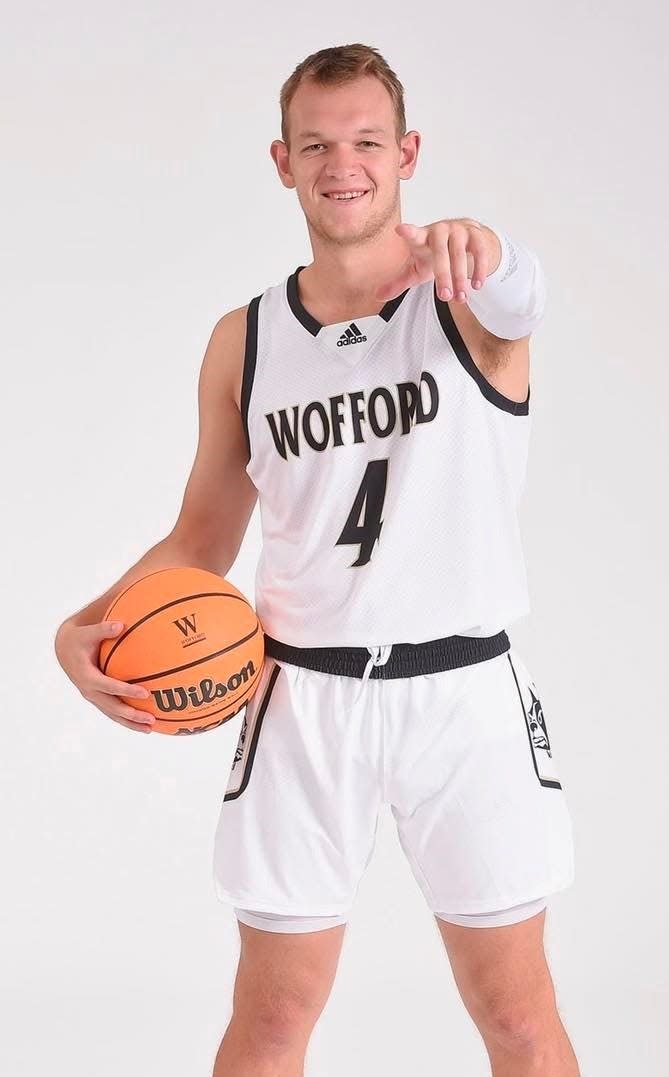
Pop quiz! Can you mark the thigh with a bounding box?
[435,905,556,1024]
[213,658,384,916]
[227,918,346,1039]
[388,646,575,915]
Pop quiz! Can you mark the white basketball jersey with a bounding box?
[240,265,532,648]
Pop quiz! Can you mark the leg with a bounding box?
[212,917,346,1077]
[386,648,578,1069]
[436,906,580,1076]
[211,660,382,1072]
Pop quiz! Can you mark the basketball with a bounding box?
[98,566,265,735]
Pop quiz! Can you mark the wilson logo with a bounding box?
[150,659,257,713]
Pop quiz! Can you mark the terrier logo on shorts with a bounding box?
[522,677,561,788]
[232,713,248,769]
[527,686,552,757]
[508,655,561,789]
[224,662,281,801]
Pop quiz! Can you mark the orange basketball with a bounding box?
[98,566,265,736]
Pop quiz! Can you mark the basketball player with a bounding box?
[54,43,580,1077]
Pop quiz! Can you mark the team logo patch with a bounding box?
[224,661,280,801]
[232,713,248,767]
[527,686,551,754]
[508,654,562,789]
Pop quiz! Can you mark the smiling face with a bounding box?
[271,75,420,250]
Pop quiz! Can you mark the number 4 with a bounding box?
[335,458,389,567]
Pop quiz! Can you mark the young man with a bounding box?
[55,43,580,1077]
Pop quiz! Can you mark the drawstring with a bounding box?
[353,644,392,704]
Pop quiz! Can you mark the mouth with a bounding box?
[321,189,371,205]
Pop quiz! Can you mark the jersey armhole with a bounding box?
[432,283,530,416]
[240,293,262,460]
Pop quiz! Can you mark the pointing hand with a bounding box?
[376,218,501,304]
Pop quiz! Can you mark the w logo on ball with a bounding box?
[173,614,197,637]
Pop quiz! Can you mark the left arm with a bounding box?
[376,217,547,402]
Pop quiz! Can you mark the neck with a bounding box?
[298,231,410,321]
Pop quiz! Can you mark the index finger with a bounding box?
[90,673,150,699]
[468,228,490,289]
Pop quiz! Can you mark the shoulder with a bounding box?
[204,303,250,412]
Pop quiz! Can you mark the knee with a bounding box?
[233,965,329,1050]
[482,1004,543,1050]
[235,988,322,1051]
[474,991,556,1054]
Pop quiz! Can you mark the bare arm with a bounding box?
[170,304,258,571]
[57,305,256,633]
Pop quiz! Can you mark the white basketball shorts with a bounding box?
[212,637,575,925]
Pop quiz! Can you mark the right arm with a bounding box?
[54,304,257,731]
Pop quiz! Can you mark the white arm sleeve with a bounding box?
[466,225,547,340]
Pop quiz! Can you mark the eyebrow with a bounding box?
[297,127,387,140]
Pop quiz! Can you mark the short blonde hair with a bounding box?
[279,43,407,151]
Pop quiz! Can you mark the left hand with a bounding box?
[375,217,501,303]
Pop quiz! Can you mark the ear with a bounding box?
[270,140,296,190]
[399,130,421,180]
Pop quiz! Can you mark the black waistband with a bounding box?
[263,630,510,680]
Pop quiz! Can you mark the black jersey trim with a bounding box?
[287,267,321,336]
[240,294,262,460]
[432,284,530,416]
[287,265,411,336]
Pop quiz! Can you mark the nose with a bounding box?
[324,143,364,178]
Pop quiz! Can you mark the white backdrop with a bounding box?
[2,2,667,1074]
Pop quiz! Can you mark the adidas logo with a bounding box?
[337,322,367,347]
